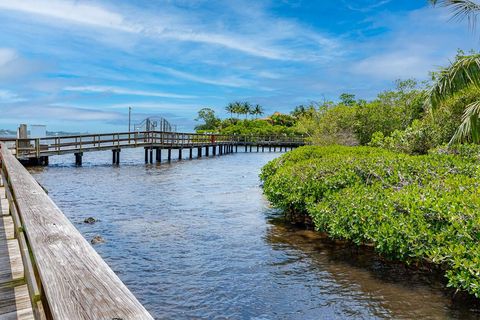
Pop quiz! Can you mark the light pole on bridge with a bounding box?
[128,107,132,132]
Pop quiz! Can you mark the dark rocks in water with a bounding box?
[91,235,105,245]
[84,217,97,224]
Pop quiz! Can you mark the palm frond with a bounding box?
[426,54,480,110]
[430,0,480,30]
[450,100,480,144]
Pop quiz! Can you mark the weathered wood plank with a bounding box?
[0,197,8,216]
[0,284,34,320]
[0,240,24,287]
[0,144,153,320]
[0,216,15,240]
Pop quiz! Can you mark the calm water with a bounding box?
[29,149,479,319]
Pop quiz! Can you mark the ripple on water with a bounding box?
[30,149,480,320]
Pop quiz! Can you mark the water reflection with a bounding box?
[29,149,480,319]
[265,217,480,319]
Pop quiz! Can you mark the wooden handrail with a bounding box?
[6,131,307,158]
[0,143,153,320]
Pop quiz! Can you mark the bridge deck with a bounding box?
[2,131,306,162]
[0,179,35,320]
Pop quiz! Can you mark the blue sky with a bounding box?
[0,0,476,132]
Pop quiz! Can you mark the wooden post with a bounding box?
[144,148,148,163]
[198,147,202,158]
[156,148,161,162]
[235,145,238,153]
[168,148,172,162]
[189,148,193,159]
[262,145,265,152]
[269,145,272,152]
[114,149,120,165]
[179,148,182,160]
[244,145,247,152]
[206,146,209,157]
[74,152,83,166]
[249,145,252,152]
[149,148,153,164]
[213,145,216,156]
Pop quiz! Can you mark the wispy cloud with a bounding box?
[0,48,16,66]
[0,89,24,103]
[155,66,254,88]
[344,0,393,13]
[0,0,137,32]
[0,0,339,61]
[64,86,196,99]
[0,104,123,121]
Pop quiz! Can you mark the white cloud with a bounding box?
[345,0,392,12]
[350,6,472,81]
[64,86,196,99]
[155,66,255,88]
[0,104,123,121]
[0,0,339,61]
[0,0,137,32]
[0,48,17,66]
[0,89,24,103]
[353,53,431,79]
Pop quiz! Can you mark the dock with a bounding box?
[0,174,35,319]
[1,131,306,166]
[0,142,153,319]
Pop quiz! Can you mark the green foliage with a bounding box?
[195,108,221,131]
[296,103,358,146]
[216,118,299,136]
[427,53,480,143]
[294,80,425,146]
[339,93,356,106]
[355,79,425,145]
[261,146,480,297]
[372,85,480,154]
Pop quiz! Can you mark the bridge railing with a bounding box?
[0,142,153,319]
[4,131,307,158]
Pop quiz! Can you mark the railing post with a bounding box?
[35,139,40,158]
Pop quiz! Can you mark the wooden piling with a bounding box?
[179,148,182,160]
[74,152,83,166]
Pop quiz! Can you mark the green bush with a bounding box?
[261,146,480,297]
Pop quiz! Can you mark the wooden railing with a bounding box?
[0,142,153,319]
[2,131,306,159]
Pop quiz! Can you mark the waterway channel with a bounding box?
[29,149,480,319]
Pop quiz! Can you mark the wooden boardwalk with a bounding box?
[0,143,153,319]
[1,131,306,166]
[0,176,35,320]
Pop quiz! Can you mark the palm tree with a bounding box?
[228,101,241,118]
[427,0,480,143]
[241,102,251,119]
[430,1,480,30]
[225,103,235,119]
[251,104,264,119]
